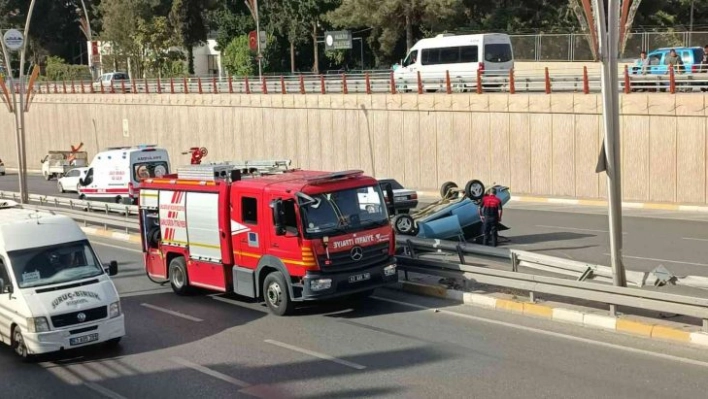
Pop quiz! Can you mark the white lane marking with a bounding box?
[264,339,367,370]
[372,296,708,369]
[535,225,628,234]
[171,357,250,388]
[210,295,255,308]
[91,240,143,254]
[602,253,708,267]
[140,303,203,322]
[683,237,708,242]
[84,382,128,399]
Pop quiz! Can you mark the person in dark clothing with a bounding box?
[479,187,503,247]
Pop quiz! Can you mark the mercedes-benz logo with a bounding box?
[77,312,87,323]
[350,246,364,261]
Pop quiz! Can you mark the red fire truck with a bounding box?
[137,160,398,315]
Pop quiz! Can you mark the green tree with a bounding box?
[133,16,184,78]
[170,0,209,74]
[222,34,277,76]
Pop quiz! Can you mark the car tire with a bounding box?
[12,326,32,362]
[464,180,485,201]
[105,337,122,348]
[44,173,51,181]
[263,271,294,316]
[440,181,459,199]
[58,181,65,193]
[393,214,417,235]
[169,257,192,296]
[0,172,5,176]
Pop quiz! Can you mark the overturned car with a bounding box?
[391,180,511,243]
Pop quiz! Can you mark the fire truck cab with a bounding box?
[137,161,398,316]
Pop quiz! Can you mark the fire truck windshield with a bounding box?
[299,185,388,237]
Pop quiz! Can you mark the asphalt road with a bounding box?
[4,172,708,280]
[2,237,708,398]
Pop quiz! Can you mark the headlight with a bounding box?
[27,317,50,333]
[310,278,332,291]
[384,264,397,276]
[109,301,122,318]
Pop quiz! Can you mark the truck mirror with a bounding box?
[271,200,286,236]
[107,260,118,276]
[381,183,395,215]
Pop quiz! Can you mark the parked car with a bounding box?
[630,47,705,75]
[0,158,5,176]
[57,167,89,193]
[358,178,419,215]
[93,72,131,92]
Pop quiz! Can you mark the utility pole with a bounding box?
[593,0,628,304]
[689,0,695,47]
[313,22,319,74]
[79,0,97,81]
[245,0,263,79]
[1,0,37,204]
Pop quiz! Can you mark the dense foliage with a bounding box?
[0,0,705,75]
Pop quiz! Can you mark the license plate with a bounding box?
[349,273,371,284]
[70,333,99,346]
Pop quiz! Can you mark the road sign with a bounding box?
[324,31,352,51]
[3,29,24,52]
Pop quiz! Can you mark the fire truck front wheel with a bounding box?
[263,271,294,316]
[169,257,192,296]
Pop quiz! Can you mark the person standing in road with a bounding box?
[479,187,502,247]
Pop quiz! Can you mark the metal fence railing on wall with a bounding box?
[511,31,708,61]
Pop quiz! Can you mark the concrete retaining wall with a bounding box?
[0,93,706,205]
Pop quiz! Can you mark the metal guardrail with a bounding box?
[399,256,708,331]
[0,191,139,215]
[19,68,708,96]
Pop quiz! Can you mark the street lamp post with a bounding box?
[79,0,97,81]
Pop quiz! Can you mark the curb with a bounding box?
[81,226,142,244]
[397,281,708,348]
[414,191,708,213]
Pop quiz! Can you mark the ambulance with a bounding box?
[0,200,125,360]
[79,145,171,204]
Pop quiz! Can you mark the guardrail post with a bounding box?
[365,73,372,94]
[417,71,423,94]
[320,75,326,94]
[197,77,203,94]
[280,76,286,94]
[99,80,104,94]
[299,75,305,94]
[624,65,631,94]
[444,70,452,94]
[111,81,116,94]
[62,80,67,94]
[144,78,149,94]
[476,69,483,94]
[583,66,589,94]
[390,71,397,94]
[157,76,162,94]
[212,76,218,94]
[510,251,519,272]
[262,76,268,94]
[544,67,551,94]
[170,78,175,94]
[669,66,676,94]
[80,80,85,94]
[132,78,137,94]
[228,76,233,93]
[71,80,75,94]
[183,77,189,94]
[121,80,127,94]
[509,68,516,94]
[53,82,59,94]
[245,76,251,94]
[342,74,349,94]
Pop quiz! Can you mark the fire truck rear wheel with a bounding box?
[169,257,191,296]
[263,271,294,316]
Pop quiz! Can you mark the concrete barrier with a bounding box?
[0,93,706,205]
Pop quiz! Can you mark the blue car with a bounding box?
[630,47,705,75]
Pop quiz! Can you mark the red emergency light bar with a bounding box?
[306,170,364,185]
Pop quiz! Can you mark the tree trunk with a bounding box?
[187,46,195,75]
[313,22,319,74]
[290,40,296,74]
[405,10,413,52]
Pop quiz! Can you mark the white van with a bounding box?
[394,33,514,91]
[0,200,124,359]
[79,145,170,204]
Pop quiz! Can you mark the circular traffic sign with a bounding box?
[3,29,24,51]
[326,34,334,47]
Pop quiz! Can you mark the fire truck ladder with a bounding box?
[176,159,293,181]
